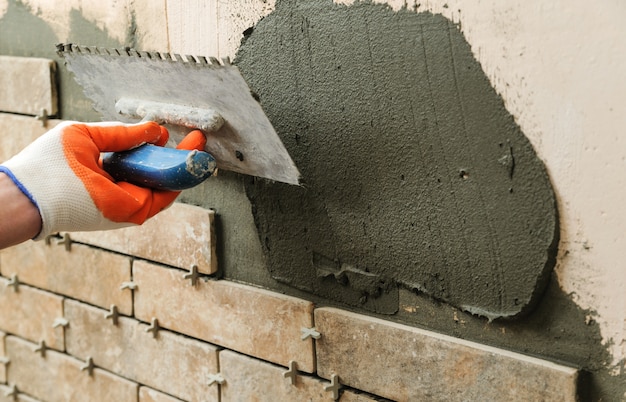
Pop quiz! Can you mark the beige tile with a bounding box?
[1,242,132,315]
[5,336,137,402]
[166,0,219,57]
[0,331,5,383]
[315,308,579,402]
[0,384,41,402]
[220,350,333,402]
[0,56,57,116]
[134,260,316,372]
[65,299,218,402]
[139,386,185,402]
[0,279,64,350]
[0,113,61,162]
[132,0,169,51]
[71,203,217,274]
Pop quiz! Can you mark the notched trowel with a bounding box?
[56,44,300,189]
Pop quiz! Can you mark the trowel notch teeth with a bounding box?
[55,43,231,70]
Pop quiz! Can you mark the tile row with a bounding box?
[0,269,579,401]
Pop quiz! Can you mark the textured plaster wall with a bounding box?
[1,0,625,399]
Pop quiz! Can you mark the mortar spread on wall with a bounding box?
[236,0,558,320]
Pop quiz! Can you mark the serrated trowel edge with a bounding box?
[57,43,301,185]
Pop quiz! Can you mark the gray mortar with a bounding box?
[236,0,557,320]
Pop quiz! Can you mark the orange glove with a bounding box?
[0,121,206,240]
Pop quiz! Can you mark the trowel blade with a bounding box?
[57,44,300,185]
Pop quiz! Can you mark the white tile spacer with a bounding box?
[283,360,298,385]
[53,317,69,329]
[145,318,160,338]
[4,383,18,399]
[324,374,342,400]
[120,281,137,291]
[81,357,95,376]
[207,373,225,386]
[105,305,120,325]
[6,274,19,292]
[34,340,48,358]
[301,327,321,341]
[182,265,200,286]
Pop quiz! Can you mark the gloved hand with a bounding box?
[0,121,206,240]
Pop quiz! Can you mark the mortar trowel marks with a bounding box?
[56,44,300,188]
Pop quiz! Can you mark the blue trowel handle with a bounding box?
[102,144,217,191]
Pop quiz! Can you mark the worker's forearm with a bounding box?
[0,172,42,249]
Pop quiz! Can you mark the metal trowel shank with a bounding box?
[57,43,300,185]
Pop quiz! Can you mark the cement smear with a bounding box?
[237,0,558,319]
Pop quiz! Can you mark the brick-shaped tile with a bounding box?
[71,203,217,274]
[1,242,133,314]
[0,113,61,162]
[5,336,137,402]
[65,299,218,402]
[0,56,57,116]
[220,350,333,402]
[315,308,579,402]
[134,261,316,372]
[0,279,64,350]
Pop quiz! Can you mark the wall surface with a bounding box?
[1,0,625,400]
